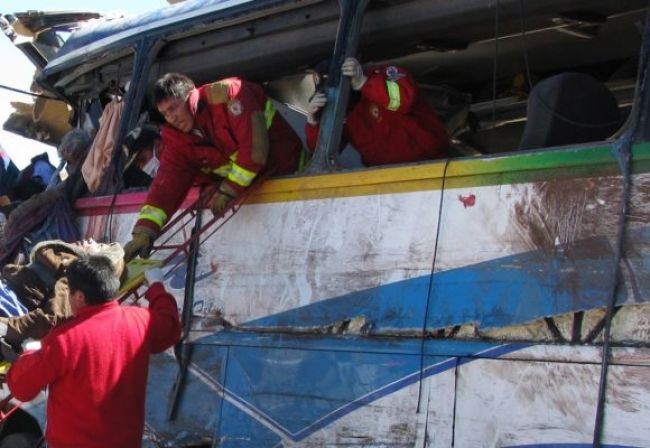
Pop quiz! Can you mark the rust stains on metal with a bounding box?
[511,177,622,253]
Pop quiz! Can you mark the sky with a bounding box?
[0,0,165,168]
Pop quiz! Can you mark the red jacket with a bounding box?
[7,283,181,448]
[306,65,449,166]
[137,78,303,234]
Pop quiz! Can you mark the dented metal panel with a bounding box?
[75,144,650,446]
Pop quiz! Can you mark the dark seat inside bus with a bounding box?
[519,72,622,150]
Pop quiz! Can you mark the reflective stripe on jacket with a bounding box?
[305,64,449,166]
[136,79,302,234]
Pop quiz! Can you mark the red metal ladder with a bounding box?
[117,173,268,305]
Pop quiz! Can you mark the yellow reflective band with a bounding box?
[264,99,276,129]
[138,205,168,228]
[227,162,257,187]
[385,80,401,111]
[210,152,238,177]
[212,164,231,177]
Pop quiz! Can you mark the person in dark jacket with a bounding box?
[0,129,92,265]
[0,143,20,198]
[10,152,56,202]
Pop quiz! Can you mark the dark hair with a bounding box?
[66,255,120,305]
[153,73,195,105]
[59,128,92,168]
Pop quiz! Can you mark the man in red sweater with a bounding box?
[306,57,449,166]
[123,72,303,261]
[6,255,181,448]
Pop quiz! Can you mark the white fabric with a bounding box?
[141,153,160,177]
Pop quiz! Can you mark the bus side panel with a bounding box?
[419,360,456,448]
[431,147,629,336]
[455,356,600,447]
[144,346,228,445]
[80,173,447,445]
[450,348,650,447]
[186,188,442,333]
[212,339,424,446]
[619,147,650,308]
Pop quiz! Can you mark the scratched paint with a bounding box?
[453,356,650,447]
[74,147,650,447]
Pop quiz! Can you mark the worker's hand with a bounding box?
[0,338,18,363]
[144,267,164,287]
[209,190,234,217]
[123,230,154,262]
[341,57,367,91]
[307,92,328,124]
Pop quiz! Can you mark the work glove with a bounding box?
[306,92,328,125]
[144,267,164,287]
[123,229,154,262]
[209,186,237,217]
[341,57,367,91]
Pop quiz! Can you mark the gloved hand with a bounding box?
[341,57,367,91]
[209,190,234,217]
[144,267,164,287]
[307,92,328,125]
[0,338,19,363]
[123,229,154,262]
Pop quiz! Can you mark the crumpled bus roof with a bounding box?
[59,0,250,56]
[48,0,259,70]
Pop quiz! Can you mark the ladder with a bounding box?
[116,174,270,421]
[117,173,268,304]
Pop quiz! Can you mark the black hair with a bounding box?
[152,73,195,105]
[66,255,120,305]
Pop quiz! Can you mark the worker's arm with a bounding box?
[134,136,196,236]
[219,82,268,195]
[144,282,181,353]
[6,338,61,402]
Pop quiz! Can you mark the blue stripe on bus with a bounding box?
[201,341,525,442]
[245,235,624,332]
[159,227,650,443]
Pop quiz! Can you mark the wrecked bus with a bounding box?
[1,0,650,446]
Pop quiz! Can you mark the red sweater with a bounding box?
[306,64,449,166]
[7,283,181,448]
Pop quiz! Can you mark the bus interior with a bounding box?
[3,0,648,188]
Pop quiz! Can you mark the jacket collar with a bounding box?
[75,300,119,319]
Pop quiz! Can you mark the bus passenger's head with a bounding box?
[59,128,92,170]
[153,73,196,133]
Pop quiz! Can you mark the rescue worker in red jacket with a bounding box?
[124,72,303,261]
[7,256,181,448]
[305,57,449,166]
